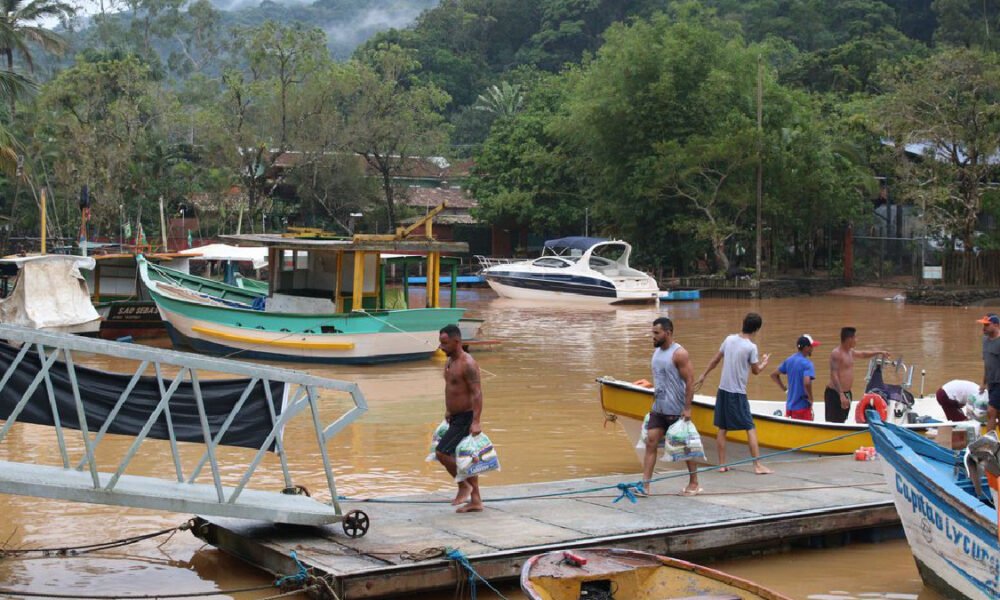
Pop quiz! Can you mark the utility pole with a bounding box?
[159,196,168,251]
[755,54,763,281]
[40,187,47,254]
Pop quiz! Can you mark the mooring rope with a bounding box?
[0,520,196,559]
[0,549,331,600]
[446,547,510,600]
[0,585,278,599]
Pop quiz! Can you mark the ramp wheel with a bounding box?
[342,510,370,538]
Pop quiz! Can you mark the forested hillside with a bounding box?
[2,0,998,275]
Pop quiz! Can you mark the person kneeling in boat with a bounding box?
[642,317,701,496]
[770,335,819,421]
[935,379,982,422]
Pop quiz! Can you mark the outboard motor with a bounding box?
[865,362,916,424]
[964,432,1000,504]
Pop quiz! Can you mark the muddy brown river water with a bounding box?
[2,289,986,598]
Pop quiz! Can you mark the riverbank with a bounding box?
[906,285,1000,306]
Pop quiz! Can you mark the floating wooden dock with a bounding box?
[194,455,899,599]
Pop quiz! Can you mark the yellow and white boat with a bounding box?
[598,376,954,458]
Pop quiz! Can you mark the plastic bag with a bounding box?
[425,419,450,462]
[455,433,500,482]
[635,413,666,450]
[661,419,704,462]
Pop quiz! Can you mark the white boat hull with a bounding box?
[486,278,658,304]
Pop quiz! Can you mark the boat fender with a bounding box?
[855,393,888,423]
[562,551,588,567]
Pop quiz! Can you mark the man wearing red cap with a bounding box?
[771,335,819,421]
[978,313,1000,432]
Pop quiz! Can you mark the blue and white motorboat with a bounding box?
[481,237,659,304]
[868,413,999,600]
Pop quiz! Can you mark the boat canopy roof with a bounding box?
[177,243,269,269]
[543,237,610,252]
[0,254,96,270]
[221,233,468,254]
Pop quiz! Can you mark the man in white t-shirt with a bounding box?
[936,379,983,422]
[694,312,773,474]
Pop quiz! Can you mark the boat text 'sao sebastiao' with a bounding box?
[482,237,660,304]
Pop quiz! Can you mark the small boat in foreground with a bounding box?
[482,237,660,304]
[520,547,791,600]
[868,414,999,600]
[599,358,951,459]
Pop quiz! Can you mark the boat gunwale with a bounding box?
[598,376,945,432]
[870,419,995,525]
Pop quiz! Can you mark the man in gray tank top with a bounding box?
[978,313,1000,432]
[641,316,701,496]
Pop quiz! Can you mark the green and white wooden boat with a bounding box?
[138,231,468,364]
[150,258,488,343]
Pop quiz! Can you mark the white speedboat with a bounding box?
[482,237,659,303]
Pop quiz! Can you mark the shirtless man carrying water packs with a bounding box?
[434,324,485,513]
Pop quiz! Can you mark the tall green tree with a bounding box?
[872,47,1000,253]
[342,42,450,228]
[32,54,176,239]
[205,21,333,230]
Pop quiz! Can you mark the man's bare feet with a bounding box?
[718,466,730,473]
[754,463,773,474]
[456,502,483,513]
[451,483,472,505]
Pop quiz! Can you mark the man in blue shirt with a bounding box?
[770,335,819,421]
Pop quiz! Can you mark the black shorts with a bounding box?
[824,387,852,423]
[647,411,680,432]
[989,385,1000,411]
[436,411,473,455]
[714,389,754,431]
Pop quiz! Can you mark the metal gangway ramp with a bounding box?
[0,325,369,533]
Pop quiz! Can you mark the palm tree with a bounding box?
[0,0,74,118]
[473,82,524,119]
[0,68,31,172]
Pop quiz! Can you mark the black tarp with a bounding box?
[0,343,284,450]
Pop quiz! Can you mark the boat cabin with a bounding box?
[220,234,468,314]
[87,252,193,304]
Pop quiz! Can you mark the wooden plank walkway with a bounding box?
[195,455,899,599]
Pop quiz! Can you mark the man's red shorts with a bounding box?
[786,408,814,421]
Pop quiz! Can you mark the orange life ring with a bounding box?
[855,393,888,423]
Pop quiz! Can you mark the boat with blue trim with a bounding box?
[868,413,999,600]
[482,237,660,304]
